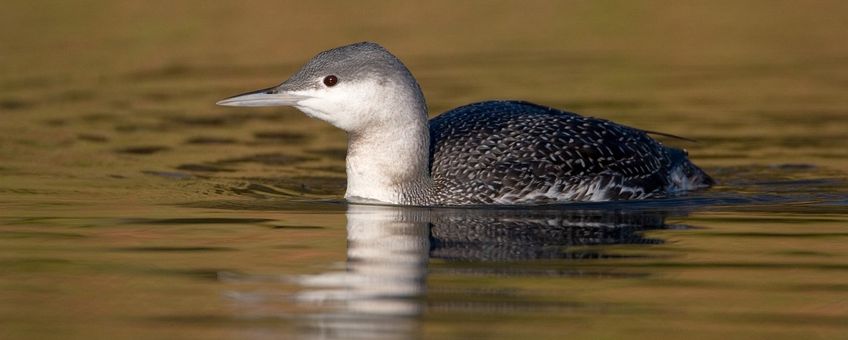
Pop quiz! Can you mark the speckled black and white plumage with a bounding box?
[427,100,713,205]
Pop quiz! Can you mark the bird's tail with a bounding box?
[666,147,714,192]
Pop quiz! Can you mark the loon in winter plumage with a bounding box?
[217,42,713,205]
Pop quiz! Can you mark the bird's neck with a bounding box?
[344,103,434,205]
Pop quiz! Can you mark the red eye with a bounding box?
[323,75,338,87]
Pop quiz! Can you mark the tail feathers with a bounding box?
[666,147,714,191]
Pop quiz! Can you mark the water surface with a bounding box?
[2,1,848,339]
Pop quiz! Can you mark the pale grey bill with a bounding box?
[216,86,310,107]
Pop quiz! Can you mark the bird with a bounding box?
[217,42,713,206]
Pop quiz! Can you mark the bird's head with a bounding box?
[217,42,426,132]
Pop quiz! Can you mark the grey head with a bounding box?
[217,42,427,133]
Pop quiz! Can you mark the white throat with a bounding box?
[281,68,432,204]
[343,92,432,205]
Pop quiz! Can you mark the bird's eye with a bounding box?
[323,75,338,87]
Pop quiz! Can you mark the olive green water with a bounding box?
[2,1,848,339]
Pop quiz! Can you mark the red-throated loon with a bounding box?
[217,42,713,205]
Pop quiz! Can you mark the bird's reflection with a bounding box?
[428,206,667,261]
[291,206,431,339]
[284,204,678,339]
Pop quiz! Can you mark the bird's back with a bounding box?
[428,101,712,205]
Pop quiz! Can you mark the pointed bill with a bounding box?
[216,86,311,107]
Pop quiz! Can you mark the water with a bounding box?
[2,1,848,339]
